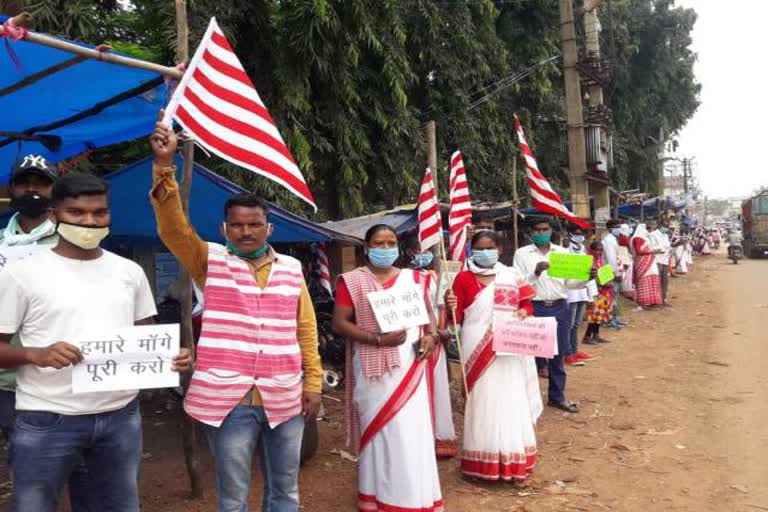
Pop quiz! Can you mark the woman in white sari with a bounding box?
[333,224,443,511]
[446,231,542,482]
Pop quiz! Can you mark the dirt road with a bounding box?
[1,252,765,511]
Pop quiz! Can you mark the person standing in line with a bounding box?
[513,217,592,414]
[564,227,593,367]
[332,225,442,512]
[149,119,322,512]
[0,157,106,512]
[406,243,457,459]
[631,224,663,309]
[0,174,192,512]
[583,241,614,345]
[445,230,542,482]
[648,220,672,306]
[0,155,60,440]
[601,219,626,329]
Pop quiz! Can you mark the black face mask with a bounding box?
[9,193,51,218]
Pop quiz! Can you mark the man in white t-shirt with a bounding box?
[0,174,192,512]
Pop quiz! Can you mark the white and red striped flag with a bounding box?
[311,243,333,296]
[417,167,443,252]
[513,114,591,230]
[163,18,316,210]
[448,151,472,262]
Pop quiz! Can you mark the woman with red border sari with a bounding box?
[446,231,542,482]
[333,224,443,512]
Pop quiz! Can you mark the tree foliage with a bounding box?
[3,0,699,217]
[605,0,701,193]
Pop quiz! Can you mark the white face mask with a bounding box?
[57,222,110,250]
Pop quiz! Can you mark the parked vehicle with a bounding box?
[742,191,768,258]
[728,243,744,264]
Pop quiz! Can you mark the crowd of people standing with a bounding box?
[0,132,713,511]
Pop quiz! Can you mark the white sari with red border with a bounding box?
[354,271,443,512]
[459,265,542,481]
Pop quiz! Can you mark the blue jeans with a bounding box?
[206,405,305,512]
[533,301,571,403]
[568,302,587,356]
[10,398,142,512]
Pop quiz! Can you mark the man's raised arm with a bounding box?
[148,111,208,287]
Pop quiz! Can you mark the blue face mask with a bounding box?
[471,249,499,268]
[609,228,621,236]
[411,252,434,269]
[660,227,670,234]
[571,235,585,244]
[368,247,399,268]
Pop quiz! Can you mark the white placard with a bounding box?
[437,272,458,306]
[0,244,50,271]
[72,324,180,394]
[436,260,463,306]
[366,286,430,333]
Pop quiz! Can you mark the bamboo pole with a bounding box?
[512,155,519,252]
[173,0,203,500]
[0,14,184,79]
[425,121,469,401]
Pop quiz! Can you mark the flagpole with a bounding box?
[426,121,470,402]
[174,0,203,500]
[512,153,519,252]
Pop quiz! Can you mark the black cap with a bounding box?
[10,155,58,184]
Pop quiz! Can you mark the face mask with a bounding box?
[570,235,585,244]
[56,222,109,250]
[226,239,268,260]
[531,232,552,246]
[471,249,499,268]
[368,247,399,268]
[610,228,621,236]
[411,252,434,269]
[10,192,51,218]
[660,227,670,234]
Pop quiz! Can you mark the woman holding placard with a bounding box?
[445,230,543,482]
[332,224,443,512]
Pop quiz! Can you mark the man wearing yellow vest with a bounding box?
[149,115,322,512]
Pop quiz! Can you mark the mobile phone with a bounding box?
[412,340,422,356]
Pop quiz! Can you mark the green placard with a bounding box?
[597,265,615,286]
[547,253,593,280]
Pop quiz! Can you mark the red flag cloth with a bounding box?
[448,151,472,262]
[417,167,443,252]
[513,114,591,230]
[164,18,316,210]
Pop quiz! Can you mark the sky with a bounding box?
[674,0,768,199]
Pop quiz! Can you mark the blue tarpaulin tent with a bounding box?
[0,14,166,182]
[106,156,359,245]
[0,155,360,245]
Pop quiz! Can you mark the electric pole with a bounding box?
[559,0,590,220]
[682,158,689,195]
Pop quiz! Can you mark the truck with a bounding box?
[741,190,768,258]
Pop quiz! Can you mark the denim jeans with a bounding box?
[10,398,142,512]
[533,301,571,403]
[568,302,587,356]
[206,405,305,512]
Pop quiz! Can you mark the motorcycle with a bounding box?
[728,244,744,264]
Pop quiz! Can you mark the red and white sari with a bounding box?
[453,263,542,481]
[339,268,443,512]
[631,224,662,306]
